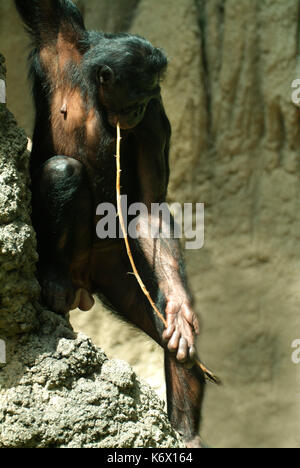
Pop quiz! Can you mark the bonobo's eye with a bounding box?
[99,65,115,86]
[120,103,146,116]
[136,103,146,115]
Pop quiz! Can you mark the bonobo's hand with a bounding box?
[162,298,200,367]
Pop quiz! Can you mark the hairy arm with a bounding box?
[15,0,88,83]
[135,99,199,363]
[15,0,87,46]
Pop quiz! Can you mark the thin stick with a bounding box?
[115,123,221,385]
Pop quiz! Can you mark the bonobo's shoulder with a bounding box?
[135,98,170,144]
[147,98,169,122]
[88,31,156,50]
[147,98,164,113]
[87,31,105,46]
[139,98,164,123]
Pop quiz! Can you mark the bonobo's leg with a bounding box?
[93,247,205,447]
[31,156,94,314]
[164,354,205,448]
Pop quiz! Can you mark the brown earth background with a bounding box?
[1,0,300,448]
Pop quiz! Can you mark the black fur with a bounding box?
[15,0,205,447]
[15,0,87,47]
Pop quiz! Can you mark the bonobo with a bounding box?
[15,0,206,447]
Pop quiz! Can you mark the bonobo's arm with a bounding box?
[15,0,88,86]
[134,99,199,365]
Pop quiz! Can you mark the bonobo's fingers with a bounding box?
[162,323,175,343]
[176,337,188,363]
[189,345,197,361]
[167,329,181,353]
[71,289,82,310]
[182,346,198,369]
[164,298,200,365]
[181,303,200,336]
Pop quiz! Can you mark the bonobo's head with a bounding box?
[83,34,167,130]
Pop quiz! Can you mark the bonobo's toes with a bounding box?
[79,290,95,311]
[42,280,76,315]
[70,288,95,311]
[39,268,76,315]
[185,435,208,448]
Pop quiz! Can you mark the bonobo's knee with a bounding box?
[33,156,88,197]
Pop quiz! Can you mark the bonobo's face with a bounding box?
[98,67,160,130]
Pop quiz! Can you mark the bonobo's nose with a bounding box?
[112,115,119,126]
[109,114,139,130]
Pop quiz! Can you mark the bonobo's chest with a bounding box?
[91,132,139,207]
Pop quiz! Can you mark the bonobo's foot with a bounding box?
[162,298,200,366]
[39,266,95,314]
[71,288,95,312]
[185,435,208,449]
[39,266,77,315]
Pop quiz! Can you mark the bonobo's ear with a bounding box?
[99,66,115,86]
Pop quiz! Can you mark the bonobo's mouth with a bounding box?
[107,103,146,130]
[108,115,140,130]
